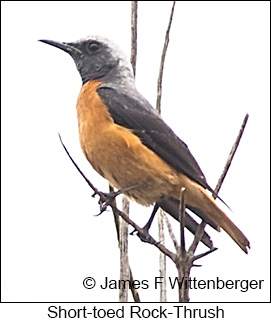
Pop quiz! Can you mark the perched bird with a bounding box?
[40,36,250,253]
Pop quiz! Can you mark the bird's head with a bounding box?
[39,36,134,85]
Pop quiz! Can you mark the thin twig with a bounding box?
[156,1,176,302]
[129,268,141,302]
[158,209,167,302]
[110,186,139,302]
[118,0,139,302]
[188,114,249,255]
[188,221,209,255]
[109,185,120,242]
[119,214,130,302]
[156,1,176,114]
[58,134,101,196]
[214,113,249,195]
[164,215,179,251]
[176,187,189,302]
[179,188,186,253]
[130,1,138,76]
[192,247,218,263]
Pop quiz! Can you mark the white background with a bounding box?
[1,0,270,313]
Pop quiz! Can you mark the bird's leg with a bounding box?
[131,203,160,243]
[142,203,159,231]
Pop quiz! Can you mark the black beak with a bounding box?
[39,39,82,57]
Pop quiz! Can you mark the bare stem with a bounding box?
[117,0,140,302]
[188,114,249,255]
[156,1,176,114]
[176,187,189,302]
[164,214,179,251]
[156,0,176,302]
[158,209,167,302]
[130,1,138,76]
[179,188,186,253]
[119,215,130,302]
[214,114,249,196]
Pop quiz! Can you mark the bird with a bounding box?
[39,36,250,253]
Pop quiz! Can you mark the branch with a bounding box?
[156,1,176,114]
[156,1,176,302]
[119,213,130,302]
[179,188,186,253]
[176,187,189,302]
[164,215,179,251]
[58,134,100,196]
[130,1,138,76]
[158,209,167,302]
[129,268,141,302]
[188,221,209,255]
[214,113,249,195]
[188,114,249,255]
[117,0,139,302]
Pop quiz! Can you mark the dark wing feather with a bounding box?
[98,85,215,192]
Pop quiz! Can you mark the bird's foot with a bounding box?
[93,183,144,215]
[130,224,157,245]
[130,204,159,244]
[130,203,159,237]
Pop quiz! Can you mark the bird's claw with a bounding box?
[129,225,156,245]
[94,184,145,215]
[137,228,156,244]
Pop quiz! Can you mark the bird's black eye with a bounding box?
[88,41,100,53]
